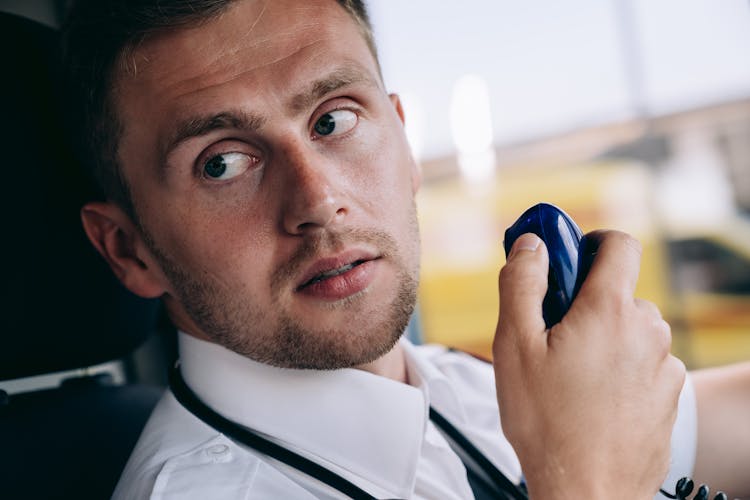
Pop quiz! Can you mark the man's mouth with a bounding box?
[302,260,367,287]
[294,249,382,300]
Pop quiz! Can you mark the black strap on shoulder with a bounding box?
[429,408,528,500]
[169,365,378,500]
[170,363,527,500]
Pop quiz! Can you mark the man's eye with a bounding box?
[313,109,357,137]
[202,152,254,180]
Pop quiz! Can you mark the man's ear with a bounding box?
[80,201,166,299]
[388,93,423,193]
[389,92,406,125]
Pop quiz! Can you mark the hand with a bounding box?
[492,231,685,499]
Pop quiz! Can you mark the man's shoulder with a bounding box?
[412,343,495,387]
[143,434,257,499]
[410,342,499,418]
[112,391,317,500]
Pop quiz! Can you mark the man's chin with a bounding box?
[262,320,405,370]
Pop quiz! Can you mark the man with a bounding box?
[63,0,749,498]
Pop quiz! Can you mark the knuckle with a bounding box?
[498,260,545,298]
[668,355,687,381]
[498,261,516,285]
[593,288,631,319]
[610,230,643,256]
[657,319,673,356]
[635,298,661,317]
[663,355,687,395]
[634,299,672,354]
[492,328,507,352]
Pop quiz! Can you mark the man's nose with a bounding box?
[280,144,347,235]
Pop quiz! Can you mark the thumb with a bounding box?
[495,233,549,352]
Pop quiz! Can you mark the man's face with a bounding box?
[113,0,421,369]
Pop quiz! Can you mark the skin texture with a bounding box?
[79,1,748,498]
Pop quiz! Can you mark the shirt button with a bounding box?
[205,443,232,463]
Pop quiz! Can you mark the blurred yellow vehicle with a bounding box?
[416,161,750,368]
[664,219,750,367]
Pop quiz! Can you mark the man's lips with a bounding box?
[300,260,366,287]
[296,251,379,291]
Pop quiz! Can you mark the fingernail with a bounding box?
[510,233,541,258]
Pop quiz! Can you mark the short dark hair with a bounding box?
[62,0,378,218]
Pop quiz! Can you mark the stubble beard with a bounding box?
[142,210,420,370]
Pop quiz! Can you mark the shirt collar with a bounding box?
[400,341,468,423]
[178,332,429,498]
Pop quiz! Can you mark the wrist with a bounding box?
[522,464,654,500]
[520,457,612,500]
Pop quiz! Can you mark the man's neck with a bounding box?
[176,324,411,384]
[356,341,409,384]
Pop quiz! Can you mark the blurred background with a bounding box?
[369,0,750,368]
[1,0,748,372]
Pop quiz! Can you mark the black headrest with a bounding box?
[0,12,160,380]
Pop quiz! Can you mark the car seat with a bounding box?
[0,11,164,499]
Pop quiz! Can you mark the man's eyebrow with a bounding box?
[159,65,378,164]
[289,65,379,115]
[161,111,266,164]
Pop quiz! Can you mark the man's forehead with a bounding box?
[113,0,375,110]
[118,0,359,81]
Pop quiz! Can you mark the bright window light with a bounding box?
[450,74,496,183]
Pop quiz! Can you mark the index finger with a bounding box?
[577,230,642,302]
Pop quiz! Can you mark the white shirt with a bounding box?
[112,333,696,499]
